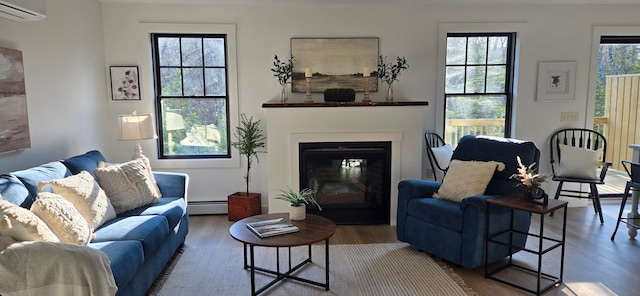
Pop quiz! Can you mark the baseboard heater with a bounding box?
[187,200,228,215]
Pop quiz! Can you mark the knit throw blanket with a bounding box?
[0,237,117,296]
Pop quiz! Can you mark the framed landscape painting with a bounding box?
[0,47,31,153]
[291,38,379,92]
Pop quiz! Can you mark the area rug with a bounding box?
[147,243,477,296]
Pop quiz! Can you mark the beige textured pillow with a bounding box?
[98,154,162,198]
[94,158,160,214]
[38,171,117,231]
[434,160,506,202]
[0,198,59,242]
[31,192,93,245]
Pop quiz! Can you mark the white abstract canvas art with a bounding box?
[0,47,31,153]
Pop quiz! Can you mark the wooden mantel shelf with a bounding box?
[262,99,429,108]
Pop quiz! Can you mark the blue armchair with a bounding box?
[397,135,540,268]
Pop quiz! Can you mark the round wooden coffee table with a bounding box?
[229,213,336,296]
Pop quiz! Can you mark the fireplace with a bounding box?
[299,141,391,224]
[263,100,428,226]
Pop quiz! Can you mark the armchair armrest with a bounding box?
[599,161,612,181]
[153,171,189,202]
[397,179,441,237]
[459,194,492,213]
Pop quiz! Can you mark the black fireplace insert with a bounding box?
[299,141,391,224]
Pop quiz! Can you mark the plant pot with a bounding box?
[289,204,306,220]
[227,192,261,221]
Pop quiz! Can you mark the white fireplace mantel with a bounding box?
[263,100,428,226]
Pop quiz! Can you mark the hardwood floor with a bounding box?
[184,203,638,296]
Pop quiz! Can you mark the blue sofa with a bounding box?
[0,150,189,295]
[397,135,540,268]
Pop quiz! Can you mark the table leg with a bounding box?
[628,189,639,238]
[250,245,256,296]
[537,212,545,295]
[325,239,330,290]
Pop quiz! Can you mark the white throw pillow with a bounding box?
[38,171,117,231]
[556,144,602,179]
[434,159,506,202]
[0,196,59,242]
[94,158,160,214]
[431,144,454,169]
[31,192,93,245]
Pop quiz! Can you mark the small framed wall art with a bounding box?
[536,61,576,102]
[110,66,140,101]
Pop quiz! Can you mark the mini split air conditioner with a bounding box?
[0,0,46,22]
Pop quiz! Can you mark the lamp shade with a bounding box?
[117,113,157,141]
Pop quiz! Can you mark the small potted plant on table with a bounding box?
[275,187,322,220]
[228,113,266,221]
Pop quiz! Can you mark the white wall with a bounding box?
[0,0,108,172]
[98,2,640,206]
[3,2,639,209]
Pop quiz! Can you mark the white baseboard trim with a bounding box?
[187,201,228,215]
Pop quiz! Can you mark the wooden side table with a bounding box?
[484,194,568,296]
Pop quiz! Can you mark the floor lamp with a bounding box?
[117,112,157,160]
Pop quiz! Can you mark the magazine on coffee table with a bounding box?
[246,218,299,238]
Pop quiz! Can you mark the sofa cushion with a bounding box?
[92,215,169,257]
[0,174,31,208]
[89,240,144,290]
[11,161,69,208]
[31,192,93,245]
[94,159,161,214]
[120,197,186,230]
[39,171,117,231]
[407,197,464,232]
[434,160,505,202]
[61,150,107,179]
[0,196,59,242]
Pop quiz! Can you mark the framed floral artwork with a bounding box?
[110,66,140,101]
[536,62,576,102]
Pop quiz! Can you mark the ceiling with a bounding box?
[98,0,640,5]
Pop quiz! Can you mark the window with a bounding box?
[443,33,515,146]
[151,33,230,159]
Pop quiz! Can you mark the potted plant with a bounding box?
[377,55,409,101]
[227,113,266,221]
[275,187,322,220]
[271,55,294,102]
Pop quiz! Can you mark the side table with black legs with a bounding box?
[484,194,568,296]
[229,213,336,296]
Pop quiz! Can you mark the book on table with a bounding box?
[246,218,299,238]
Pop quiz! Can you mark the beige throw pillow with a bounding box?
[0,196,59,242]
[38,171,117,231]
[94,158,160,214]
[434,160,506,202]
[31,192,93,245]
[556,144,602,179]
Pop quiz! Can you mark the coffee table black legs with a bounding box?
[243,240,330,296]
